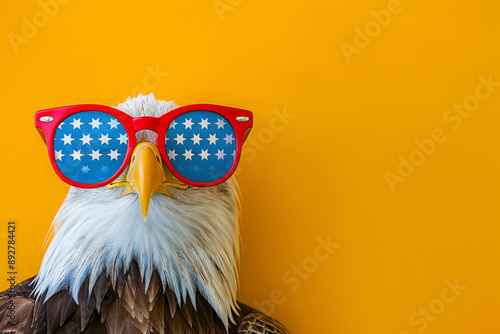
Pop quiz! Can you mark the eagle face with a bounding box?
[33,94,242,326]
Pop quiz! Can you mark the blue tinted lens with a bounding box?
[53,111,128,185]
[165,111,237,183]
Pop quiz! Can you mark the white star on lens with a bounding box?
[215,149,226,160]
[70,118,83,129]
[108,149,121,160]
[70,150,83,161]
[182,118,194,129]
[61,134,74,145]
[199,149,211,160]
[207,134,218,145]
[224,134,235,145]
[191,134,202,145]
[169,120,178,129]
[167,149,178,160]
[90,118,102,129]
[215,118,226,129]
[80,134,92,145]
[108,118,119,129]
[182,149,194,160]
[174,134,186,145]
[81,166,90,173]
[199,118,210,129]
[98,133,111,145]
[117,133,128,145]
[57,122,65,130]
[232,150,236,158]
[89,149,103,160]
[54,150,65,161]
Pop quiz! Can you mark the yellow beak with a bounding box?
[107,142,188,221]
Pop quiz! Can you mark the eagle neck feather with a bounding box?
[32,181,241,329]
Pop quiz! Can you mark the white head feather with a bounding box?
[32,93,241,327]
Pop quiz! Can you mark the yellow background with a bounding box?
[1,0,499,333]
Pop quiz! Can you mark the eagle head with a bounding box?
[32,93,242,327]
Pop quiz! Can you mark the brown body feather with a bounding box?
[0,262,288,334]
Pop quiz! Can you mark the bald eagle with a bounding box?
[0,94,289,334]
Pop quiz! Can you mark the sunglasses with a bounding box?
[35,104,253,188]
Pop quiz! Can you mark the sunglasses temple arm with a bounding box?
[243,127,252,143]
[36,126,48,145]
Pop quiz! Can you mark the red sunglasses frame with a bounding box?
[35,104,253,188]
